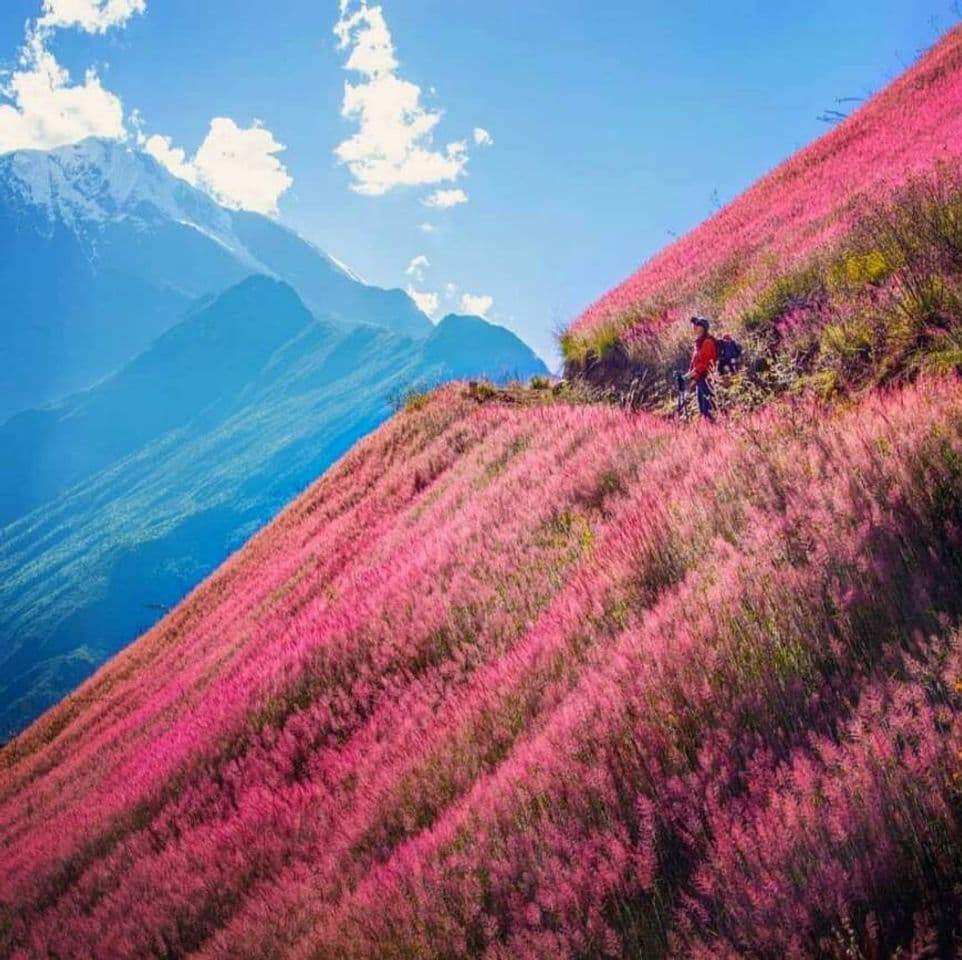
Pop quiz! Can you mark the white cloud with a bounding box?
[145,119,293,215]
[460,292,494,317]
[193,118,292,215]
[423,188,467,209]
[333,3,470,196]
[0,30,126,154]
[335,1,396,76]
[143,132,198,185]
[473,127,493,147]
[418,222,436,234]
[406,285,439,317]
[0,1,141,155]
[444,282,458,298]
[405,254,430,282]
[37,0,146,33]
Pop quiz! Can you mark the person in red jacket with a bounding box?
[686,316,717,420]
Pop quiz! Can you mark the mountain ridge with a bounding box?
[0,273,546,737]
[0,138,432,418]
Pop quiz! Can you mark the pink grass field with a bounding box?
[2,380,962,958]
[4,22,962,960]
[568,24,962,351]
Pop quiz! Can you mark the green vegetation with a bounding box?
[559,317,623,367]
[741,262,825,337]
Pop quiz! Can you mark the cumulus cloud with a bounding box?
[145,119,293,215]
[192,119,292,214]
[473,127,493,147]
[406,285,439,317]
[0,26,127,154]
[37,0,146,33]
[460,292,494,317]
[333,2,470,197]
[405,254,430,283]
[142,132,198,185]
[423,188,468,209]
[418,222,436,234]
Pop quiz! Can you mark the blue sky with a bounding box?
[1,1,957,366]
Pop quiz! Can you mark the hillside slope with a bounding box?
[568,23,962,348]
[563,25,962,411]
[1,380,962,959]
[4,22,962,960]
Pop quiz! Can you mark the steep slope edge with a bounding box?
[562,25,962,410]
[0,277,546,739]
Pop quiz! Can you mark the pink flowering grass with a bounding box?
[2,376,962,959]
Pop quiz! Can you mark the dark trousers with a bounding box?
[696,377,715,419]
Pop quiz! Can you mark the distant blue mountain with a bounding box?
[228,211,430,338]
[423,313,549,379]
[0,274,546,737]
[0,138,431,419]
[0,138,546,736]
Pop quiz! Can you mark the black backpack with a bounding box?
[716,335,743,374]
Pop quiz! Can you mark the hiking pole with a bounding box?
[675,371,686,418]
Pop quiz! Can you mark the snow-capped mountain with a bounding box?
[0,138,430,419]
[2,138,355,279]
[4,138,239,244]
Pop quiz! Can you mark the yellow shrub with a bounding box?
[828,250,893,291]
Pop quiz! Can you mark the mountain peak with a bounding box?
[194,272,305,313]
[434,312,492,330]
[425,312,547,380]
[1,136,248,259]
[0,137,440,417]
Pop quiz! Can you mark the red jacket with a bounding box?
[689,334,717,381]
